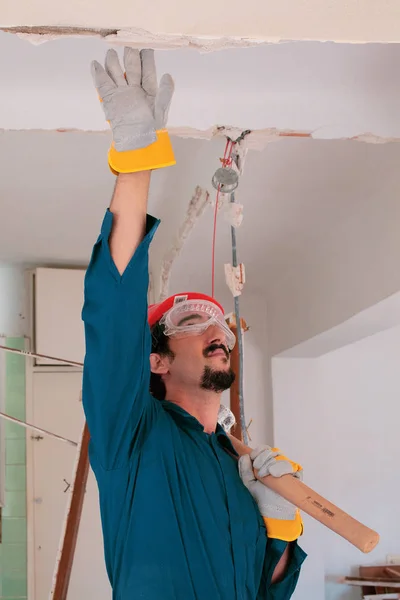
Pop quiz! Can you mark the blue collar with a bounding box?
[159,400,238,456]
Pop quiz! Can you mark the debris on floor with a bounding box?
[339,564,400,598]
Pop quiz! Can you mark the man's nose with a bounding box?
[205,324,225,345]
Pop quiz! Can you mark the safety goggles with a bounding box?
[159,300,236,350]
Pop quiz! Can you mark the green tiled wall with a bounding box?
[1,338,27,600]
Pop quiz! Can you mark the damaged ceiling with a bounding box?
[1,32,400,141]
[2,0,400,44]
[1,23,400,346]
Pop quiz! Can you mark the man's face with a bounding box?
[162,323,236,393]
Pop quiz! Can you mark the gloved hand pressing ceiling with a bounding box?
[91,47,175,174]
[239,446,304,542]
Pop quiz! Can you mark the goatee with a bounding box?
[200,366,236,393]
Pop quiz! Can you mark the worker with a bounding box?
[82,47,307,600]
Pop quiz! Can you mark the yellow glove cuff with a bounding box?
[263,509,303,542]
[108,129,176,175]
[271,447,303,474]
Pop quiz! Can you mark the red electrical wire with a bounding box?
[211,139,235,298]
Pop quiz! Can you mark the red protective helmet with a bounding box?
[148,292,225,328]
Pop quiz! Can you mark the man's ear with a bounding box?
[150,353,170,375]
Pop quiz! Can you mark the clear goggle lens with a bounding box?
[160,300,236,350]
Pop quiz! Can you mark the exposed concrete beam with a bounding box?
[2,1,400,45]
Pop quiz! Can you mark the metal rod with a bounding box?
[0,344,83,368]
[228,321,243,441]
[0,410,78,447]
[0,344,81,446]
[230,192,248,445]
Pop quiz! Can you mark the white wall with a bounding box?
[235,292,272,447]
[267,147,400,356]
[272,326,400,599]
[0,266,28,337]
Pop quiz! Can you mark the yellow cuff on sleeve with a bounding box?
[263,509,303,542]
[108,129,176,175]
[272,447,303,474]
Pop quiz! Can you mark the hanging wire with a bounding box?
[0,344,83,367]
[0,410,78,447]
[230,191,248,444]
[0,344,81,446]
[210,135,248,443]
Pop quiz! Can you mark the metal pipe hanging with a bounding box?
[230,191,248,445]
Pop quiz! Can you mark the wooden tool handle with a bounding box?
[229,436,379,554]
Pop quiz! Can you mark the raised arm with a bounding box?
[91,46,174,274]
[81,48,175,470]
[109,171,150,274]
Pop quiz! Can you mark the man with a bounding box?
[82,47,306,600]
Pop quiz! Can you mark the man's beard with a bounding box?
[200,366,236,393]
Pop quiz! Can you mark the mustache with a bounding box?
[204,343,230,360]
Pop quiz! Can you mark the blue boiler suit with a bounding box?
[82,210,306,600]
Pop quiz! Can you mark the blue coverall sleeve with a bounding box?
[258,539,307,600]
[81,209,161,470]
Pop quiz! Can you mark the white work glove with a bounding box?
[91,48,174,152]
[239,446,302,521]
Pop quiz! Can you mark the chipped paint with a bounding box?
[224,263,245,297]
[106,28,270,53]
[1,126,399,145]
[224,202,244,228]
[2,25,116,46]
[1,25,116,36]
[172,126,312,149]
[2,25,274,52]
[351,133,400,144]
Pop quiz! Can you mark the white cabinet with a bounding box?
[29,371,111,600]
[34,268,85,365]
[33,265,154,367]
